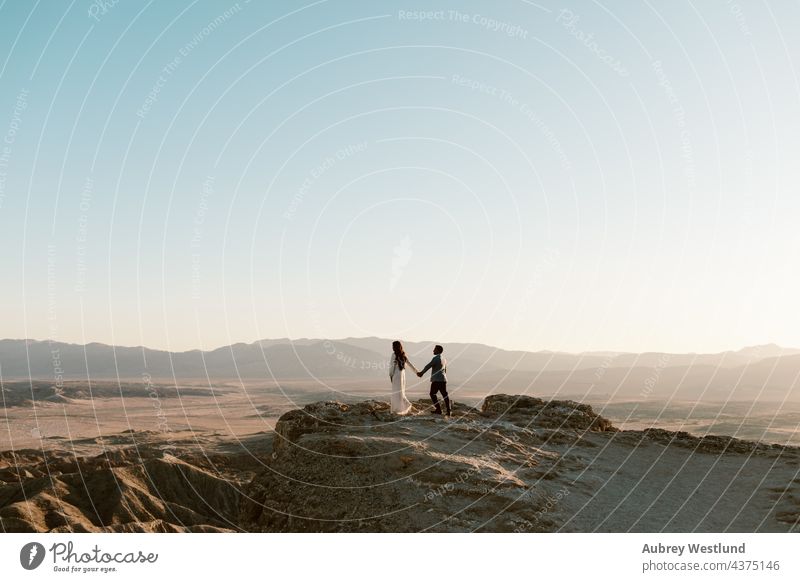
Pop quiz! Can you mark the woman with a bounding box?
[389,340,418,415]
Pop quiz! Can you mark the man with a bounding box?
[417,344,450,416]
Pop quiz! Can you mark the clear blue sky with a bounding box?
[1,0,799,353]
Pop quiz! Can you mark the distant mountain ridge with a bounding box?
[2,338,799,396]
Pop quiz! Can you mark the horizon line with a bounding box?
[1,337,796,357]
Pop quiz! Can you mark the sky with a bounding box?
[1,0,799,354]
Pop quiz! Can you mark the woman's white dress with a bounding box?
[389,355,418,415]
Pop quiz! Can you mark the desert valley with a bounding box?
[1,338,798,532]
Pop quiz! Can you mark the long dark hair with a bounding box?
[392,340,407,370]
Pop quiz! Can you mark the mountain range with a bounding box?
[1,338,799,402]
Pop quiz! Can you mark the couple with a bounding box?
[389,340,451,416]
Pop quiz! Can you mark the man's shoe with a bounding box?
[431,409,442,415]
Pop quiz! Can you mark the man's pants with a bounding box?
[430,381,450,414]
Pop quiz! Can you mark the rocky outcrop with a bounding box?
[241,395,800,532]
[240,396,622,532]
[242,399,558,532]
[3,395,798,533]
[480,394,617,432]
[636,428,788,454]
